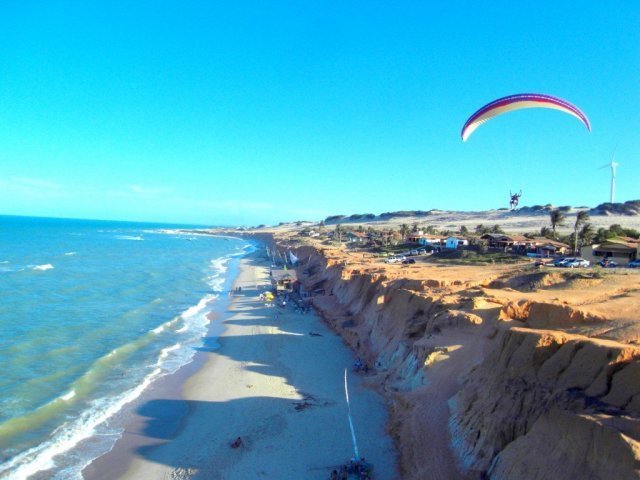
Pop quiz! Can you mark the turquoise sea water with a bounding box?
[0,216,250,479]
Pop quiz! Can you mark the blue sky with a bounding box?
[1,1,638,225]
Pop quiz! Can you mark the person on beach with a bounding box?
[230,437,243,448]
[329,469,338,480]
[354,358,363,371]
[339,465,348,480]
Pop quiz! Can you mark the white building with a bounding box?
[445,236,469,249]
[407,233,444,246]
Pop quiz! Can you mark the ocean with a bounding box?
[0,215,251,479]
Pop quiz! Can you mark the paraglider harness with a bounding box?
[509,190,522,210]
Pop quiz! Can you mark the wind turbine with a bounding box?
[599,149,619,204]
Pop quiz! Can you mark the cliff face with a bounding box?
[450,327,640,478]
[293,246,640,480]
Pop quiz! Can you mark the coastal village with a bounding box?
[231,202,640,480]
[270,202,640,269]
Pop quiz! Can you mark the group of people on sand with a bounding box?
[330,457,372,479]
[228,286,242,297]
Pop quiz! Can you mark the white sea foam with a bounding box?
[0,265,24,274]
[175,324,189,333]
[207,257,230,293]
[114,235,143,241]
[0,244,253,479]
[159,343,181,360]
[61,390,76,402]
[33,264,54,271]
[183,294,216,319]
[210,256,229,272]
[0,365,165,480]
[231,242,257,257]
[63,252,76,256]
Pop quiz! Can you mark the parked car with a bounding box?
[402,258,416,264]
[553,257,572,267]
[598,259,618,268]
[384,255,406,264]
[628,259,640,268]
[417,248,427,255]
[565,258,590,268]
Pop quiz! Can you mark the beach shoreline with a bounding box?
[84,248,397,479]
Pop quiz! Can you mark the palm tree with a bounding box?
[578,223,595,251]
[540,226,553,238]
[399,224,410,242]
[573,211,590,255]
[335,224,343,243]
[549,209,566,239]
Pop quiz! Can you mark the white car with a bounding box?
[384,255,406,264]
[565,258,590,268]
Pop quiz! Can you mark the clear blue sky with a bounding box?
[1,1,638,225]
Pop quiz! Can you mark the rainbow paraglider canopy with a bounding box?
[461,93,590,141]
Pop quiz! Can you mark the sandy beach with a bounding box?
[85,251,396,479]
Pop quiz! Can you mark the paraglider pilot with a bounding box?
[509,190,522,210]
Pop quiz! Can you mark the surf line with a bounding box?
[343,368,360,459]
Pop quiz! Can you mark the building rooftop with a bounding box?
[271,269,298,282]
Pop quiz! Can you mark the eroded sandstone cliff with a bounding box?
[291,245,640,480]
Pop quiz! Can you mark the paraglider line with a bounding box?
[344,368,360,459]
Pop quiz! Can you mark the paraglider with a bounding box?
[461,93,590,142]
[509,190,522,210]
